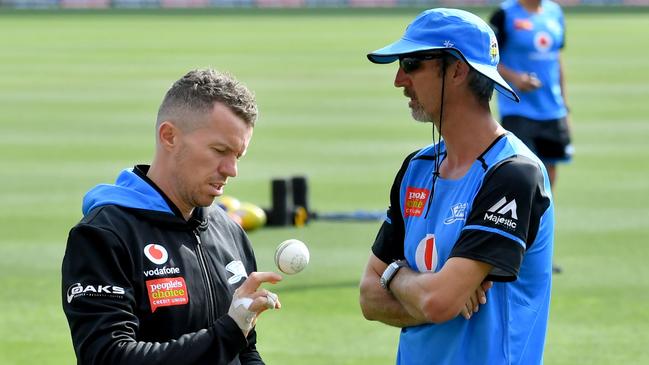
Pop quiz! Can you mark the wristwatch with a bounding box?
[380,259,409,292]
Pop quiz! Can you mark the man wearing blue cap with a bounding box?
[359,8,554,365]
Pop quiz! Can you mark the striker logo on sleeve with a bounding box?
[444,202,468,224]
[144,244,169,265]
[404,187,430,217]
[225,260,248,285]
[415,234,438,272]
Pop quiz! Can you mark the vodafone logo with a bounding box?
[144,244,168,265]
[415,234,438,272]
[534,31,553,53]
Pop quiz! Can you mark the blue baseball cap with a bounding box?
[368,8,519,102]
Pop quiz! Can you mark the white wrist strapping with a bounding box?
[228,297,255,333]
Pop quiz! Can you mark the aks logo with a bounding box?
[146,277,189,313]
[415,234,438,272]
[404,187,430,217]
[484,196,518,230]
[534,31,553,53]
[66,283,125,304]
[144,244,168,265]
[444,202,468,225]
[225,260,248,285]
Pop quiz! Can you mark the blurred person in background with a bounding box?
[490,0,571,272]
[359,8,555,365]
[62,68,281,365]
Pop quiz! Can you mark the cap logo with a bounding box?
[443,40,454,48]
[490,35,499,64]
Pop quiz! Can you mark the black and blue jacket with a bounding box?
[62,165,263,365]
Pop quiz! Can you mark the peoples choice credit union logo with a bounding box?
[146,277,189,313]
[144,244,168,265]
[405,187,430,217]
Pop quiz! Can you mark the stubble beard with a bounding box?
[405,89,433,123]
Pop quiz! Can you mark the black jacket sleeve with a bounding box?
[234,226,265,365]
[238,330,264,364]
[62,223,248,365]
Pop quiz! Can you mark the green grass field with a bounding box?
[1,7,649,365]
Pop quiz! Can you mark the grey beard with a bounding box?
[411,103,433,123]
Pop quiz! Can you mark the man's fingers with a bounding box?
[237,272,282,294]
[462,302,472,320]
[248,291,281,313]
[470,292,479,313]
[477,288,486,305]
[481,281,493,291]
[480,281,493,305]
[266,291,281,309]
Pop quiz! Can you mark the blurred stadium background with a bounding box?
[2,0,649,9]
[1,2,649,365]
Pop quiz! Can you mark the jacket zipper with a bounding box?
[194,231,217,324]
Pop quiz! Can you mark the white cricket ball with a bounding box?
[274,239,310,275]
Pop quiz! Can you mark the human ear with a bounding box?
[158,121,178,150]
[457,61,472,80]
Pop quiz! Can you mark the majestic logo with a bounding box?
[144,244,168,265]
[66,283,125,304]
[414,234,438,272]
[404,187,430,217]
[485,196,518,230]
[444,202,468,224]
[534,31,553,53]
[488,197,518,219]
[225,260,248,285]
[146,277,189,313]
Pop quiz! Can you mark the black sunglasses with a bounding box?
[399,53,446,74]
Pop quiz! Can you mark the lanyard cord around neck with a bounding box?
[424,61,447,219]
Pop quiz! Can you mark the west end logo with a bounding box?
[405,187,430,217]
[415,234,438,272]
[144,244,168,265]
